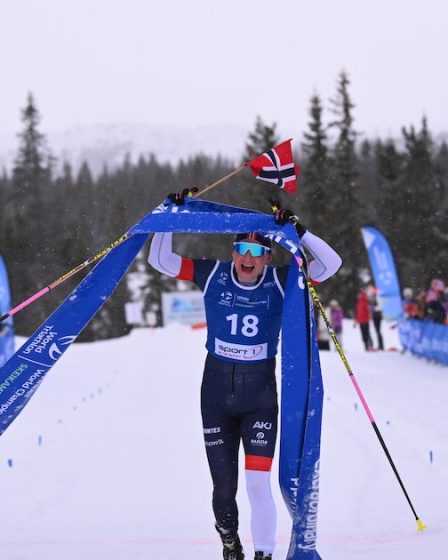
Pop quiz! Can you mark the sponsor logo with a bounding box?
[22,325,56,355]
[253,421,272,430]
[48,336,77,360]
[256,432,265,439]
[205,439,224,447]
[250,438,268,446]
[220,291,233,301]
[214,338,268,361]
[234,295,268,309]
[203,427,221,434]
[218,272,229,285]
[263,281,275,288]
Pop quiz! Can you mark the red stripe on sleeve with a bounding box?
[245,455,273,471]
[176,257,194,282]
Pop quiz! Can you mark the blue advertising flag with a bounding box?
[0,253,15,367]
[360,226,403,321]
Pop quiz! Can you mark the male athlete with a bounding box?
[148,191,341,560]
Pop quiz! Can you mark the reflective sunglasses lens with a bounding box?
[233,242,269,257]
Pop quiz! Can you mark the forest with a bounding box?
[1,71,447,339]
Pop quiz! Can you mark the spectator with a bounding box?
[355,289,373,351]
[368,286,384,351]
[328,299,344,349]
[402,288,419,319]
[425,279,446,324]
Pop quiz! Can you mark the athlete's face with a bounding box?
[232,242,272,283]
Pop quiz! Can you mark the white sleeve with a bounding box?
[148,232,182,278]
[300,231,342,282]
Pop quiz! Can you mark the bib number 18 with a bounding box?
[226,313,259,337]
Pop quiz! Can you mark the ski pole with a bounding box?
[269,202,427,531]
[0,232,132,323]
[305,269,426,531]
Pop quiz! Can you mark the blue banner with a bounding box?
[280,259,323,559]
[0,253,15,367]
[399,319,448,366]
[360,226,403,321]
[0,198,324,558]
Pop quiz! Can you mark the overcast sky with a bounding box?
[2,0,447,141]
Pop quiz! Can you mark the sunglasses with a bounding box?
[233,242,271,257]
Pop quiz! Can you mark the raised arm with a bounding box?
[301,231,342,283]
[148,232,182,278]
[271,200,342,283]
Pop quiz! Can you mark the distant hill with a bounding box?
[0,122,252,177]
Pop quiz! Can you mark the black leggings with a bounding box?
[359,322,373,350]
[201,353,278,532]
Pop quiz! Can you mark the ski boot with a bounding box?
[215,523,245,560]
[254,553,272,560]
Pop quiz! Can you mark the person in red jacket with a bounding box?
[355,289,373,351]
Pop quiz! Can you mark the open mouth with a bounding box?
[241,264,255,274]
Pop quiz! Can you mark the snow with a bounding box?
[0,319,446,559]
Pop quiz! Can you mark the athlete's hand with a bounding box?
[274,207,295,226]
[167,187,198,205]
[269,199,307,238]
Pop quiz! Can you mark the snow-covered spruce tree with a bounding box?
[300,93,331,230]
[399,117,444,288]
[433,141,448,272]
[8,93,55,335]
[325,71,368,313]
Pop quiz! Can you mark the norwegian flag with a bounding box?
[245,139,300,194]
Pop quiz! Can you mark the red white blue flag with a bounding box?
[246,139,300,194]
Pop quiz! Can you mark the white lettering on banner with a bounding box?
[0,363,28,395]
[214,338,267,361]
[290,477,300,500]
[22,325,56,355]
[297,459,320,551]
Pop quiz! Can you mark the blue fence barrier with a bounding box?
[399,319,448,366]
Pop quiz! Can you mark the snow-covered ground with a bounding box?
[0,318,446,559]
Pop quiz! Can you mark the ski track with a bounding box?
[0,321,446,559]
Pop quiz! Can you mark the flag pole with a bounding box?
[194,164,246,198]
[0,165,248,323]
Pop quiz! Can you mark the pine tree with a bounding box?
[327,71,366,313]
[300,93,331,228]
[7,93,54,334]
[235,116,285,218]
[372,138,404,242]
[400,117,441,287]
[243,115,279,161]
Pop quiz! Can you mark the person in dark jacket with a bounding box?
[355,289,373,351]
[368,286,384,350]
